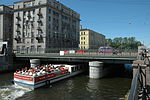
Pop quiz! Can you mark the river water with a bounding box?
[0,72,131,100]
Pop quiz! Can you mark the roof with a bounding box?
[14,0,34,4]
[0,5,14,10]
[80,29,91,31]
[80,29,105,37]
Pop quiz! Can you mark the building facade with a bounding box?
[0,5,14,54]
[80,29,106,50]
[13,0,80,53]
[0,5,14,71]
[0,5,13,46]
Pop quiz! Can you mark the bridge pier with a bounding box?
[89,61,105,79]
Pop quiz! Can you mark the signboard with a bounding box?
[60,51,64,56]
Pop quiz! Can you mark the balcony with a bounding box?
[27,14,31,18]
[37,19,42,23]
[36,35,43,43]
[16,22,20,26]
[26,20,29,24]
[16,16,21,20]
[37,27,42,31]
[14,36,21,42]
[37,12,42,16]
[36,35,40,40]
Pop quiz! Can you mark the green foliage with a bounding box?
[106,37,143,51]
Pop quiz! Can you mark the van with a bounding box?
[98,46,120,54]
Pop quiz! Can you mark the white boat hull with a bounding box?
[14,70,84,90]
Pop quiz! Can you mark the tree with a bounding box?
[106,37,142,51]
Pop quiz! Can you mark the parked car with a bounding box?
[98,46,120,54]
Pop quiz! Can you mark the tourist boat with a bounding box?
[13,64,84,90]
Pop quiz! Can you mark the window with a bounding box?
[37,45,42,53]
[16,46,20,53]
[31,38,34,43]
[31,24,34,28]
[22,46,25,53]
[49,9,51,13]
[23,25,25,29]
[33,9,35,14]
[27,33,30,37]
[49,16,51,21]
[27,25,30,29]
[38,22,43,26]
[49,24,51,29]
[22,39,25,43]
[32,1,35,6]
[48,1,51,4]
[31,32,34,37]
[16,31,21,36]
[18,5,20,9]
[38,1,41,5]
[33,17,35,21]
[31,46,35,53]
[38,30,43,34]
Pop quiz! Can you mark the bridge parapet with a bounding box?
[129,46,150,100]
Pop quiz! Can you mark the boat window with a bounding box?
[71,67,75,72]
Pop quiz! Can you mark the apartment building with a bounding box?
[13,0,80,53]
[0,5,13,54]
[80,29,106,50]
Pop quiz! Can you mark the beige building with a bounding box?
[13,0,80,53]
[80,29,106,50]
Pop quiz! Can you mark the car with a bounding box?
[98,46,120,54]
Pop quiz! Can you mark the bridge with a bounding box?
[14,52,137,64]
[14,51,150,99]
[13,52,137,81]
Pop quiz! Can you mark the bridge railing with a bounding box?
[128,66,140,100]
[128,66,150,100]
[14,48,138,57]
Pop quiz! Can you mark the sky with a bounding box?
[1,0,150,46]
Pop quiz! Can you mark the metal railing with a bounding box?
[14,48,138,57]
[128,66,150,100]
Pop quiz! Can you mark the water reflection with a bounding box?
[87,77,131,100]
[87,78,99,92]
[66,80,74,93]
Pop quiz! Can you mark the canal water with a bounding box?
[0,72,131,100]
